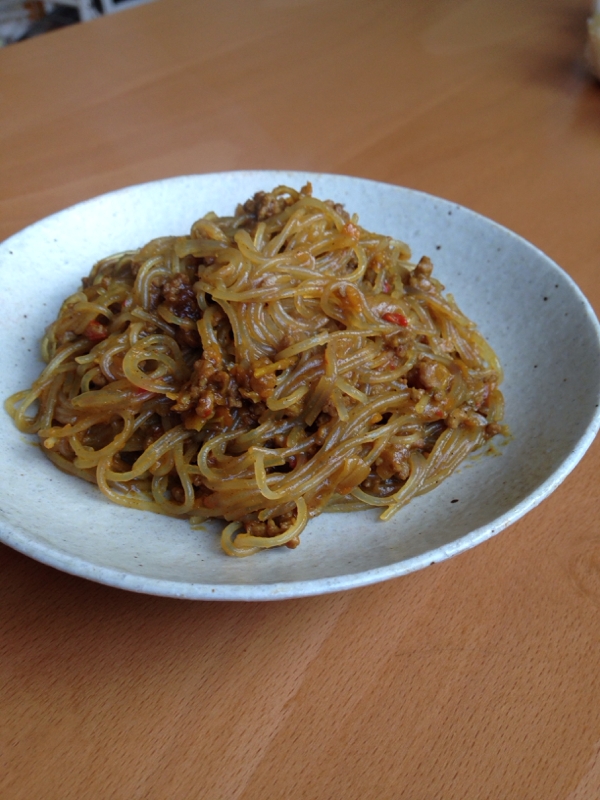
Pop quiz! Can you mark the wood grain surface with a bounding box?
[2,1,600,798]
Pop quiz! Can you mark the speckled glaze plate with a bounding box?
[1,171,599,600]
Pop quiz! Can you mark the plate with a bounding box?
[1,171,599,600]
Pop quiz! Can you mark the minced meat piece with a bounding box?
[161,273,200,320]
[415,359,452,393]
[243,191,296,221]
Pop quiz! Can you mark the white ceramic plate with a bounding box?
[1,171,600,600]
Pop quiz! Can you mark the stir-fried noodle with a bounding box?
[6,185,505,556]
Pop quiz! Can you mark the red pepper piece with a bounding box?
[382,311,409,327]
[84,320,108,342]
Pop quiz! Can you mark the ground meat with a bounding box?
[361,473,402,497]
[242,184,315,222]
[412,358,452,393]
[409,386,427,403]
[230,358,279,403]
[409,256,437,292]
[485,422,503,438]
[175,327,202,350]
[242,191,297,221]
[170,484,185,503]
[249,358,277,400]
[446,407,487,430]
[161,273,200,320]
[173,357,241,424]
[243,509,297,541]
[414,255,433,278]
[311,413,333,446]
[374,445,411,481]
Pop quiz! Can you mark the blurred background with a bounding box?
[0,0,155,44]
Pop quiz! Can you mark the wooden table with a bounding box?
[2,1,600,797]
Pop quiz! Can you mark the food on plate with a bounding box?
[6,184,506,556]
